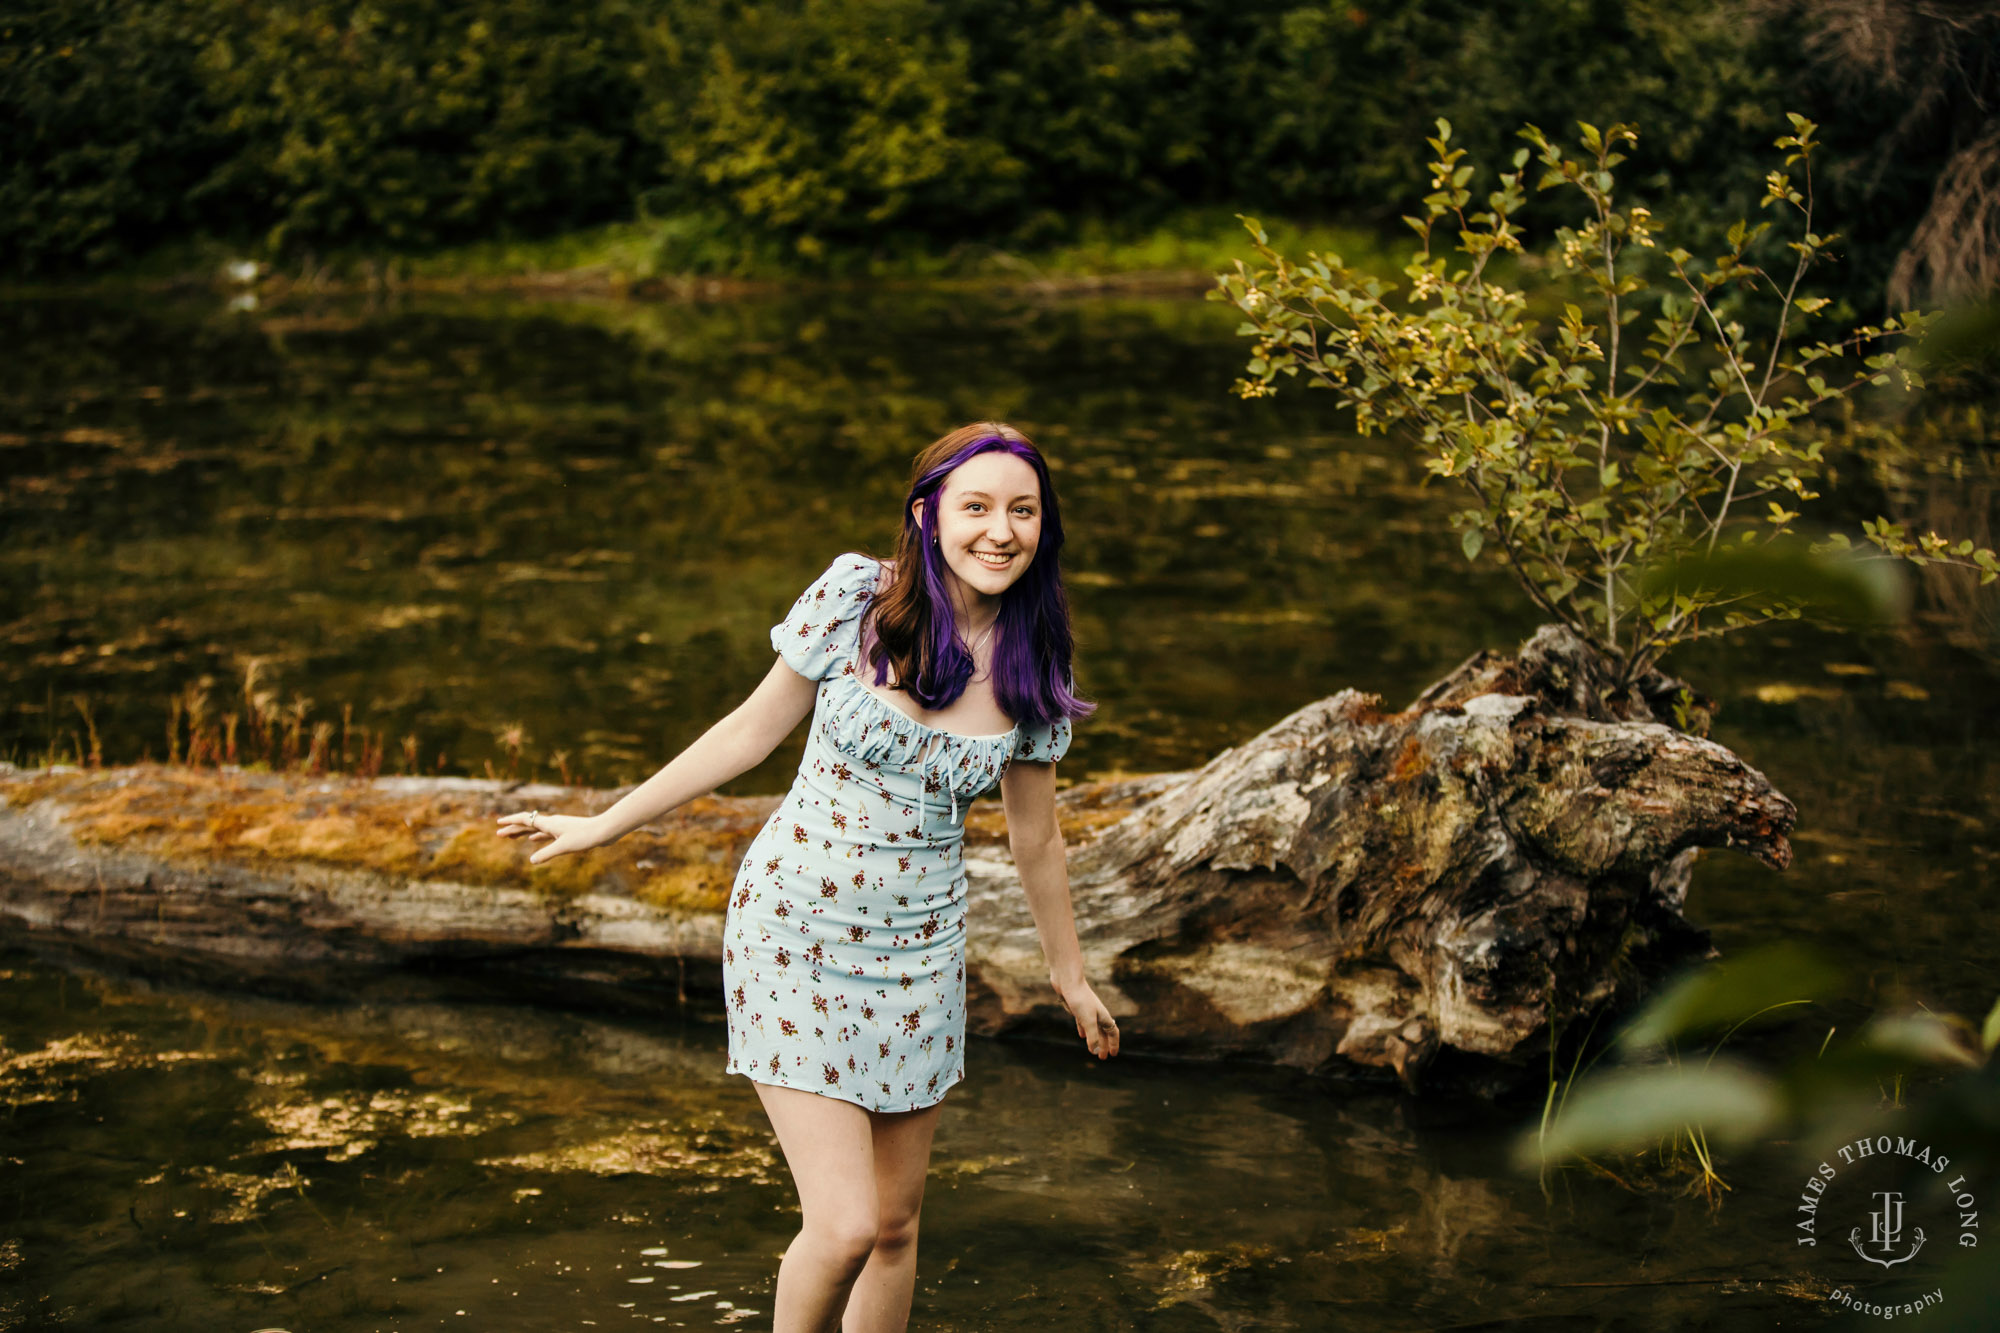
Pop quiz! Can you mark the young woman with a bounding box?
[496,421,1121,1332]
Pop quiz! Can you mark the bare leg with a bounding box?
[755,1081,881,1333]
[842,1097,946,1333]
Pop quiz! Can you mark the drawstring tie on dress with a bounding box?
[920,733,958,825]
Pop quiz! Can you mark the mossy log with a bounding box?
[0,625,1792,1096]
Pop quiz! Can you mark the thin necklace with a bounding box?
[966,617,997,680]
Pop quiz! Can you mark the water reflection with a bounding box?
[0,289,1537,793]
[1,946,1851,1330]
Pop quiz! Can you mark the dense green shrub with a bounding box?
[632,0,1018,254]
[0,0,241,270]
[203,0,645,253]
[0,0,1969,299]
[946,0,1208,242]
[1223,2,1783,214]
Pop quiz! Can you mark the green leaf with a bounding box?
[1858,1012,1982,1068]
[1633,541,1907,627]
[1617,940,1842,1050]
[1462,528,1484,561]
[1513,1059,1783,1168]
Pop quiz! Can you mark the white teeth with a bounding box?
[973,552,1013,565]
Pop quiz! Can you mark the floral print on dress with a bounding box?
[722,551,1073,1113]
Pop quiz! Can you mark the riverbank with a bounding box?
[0,208,1403,303]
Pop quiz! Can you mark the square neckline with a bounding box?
[848,555,1021,744]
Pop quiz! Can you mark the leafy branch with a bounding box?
[1210,113,1998,688]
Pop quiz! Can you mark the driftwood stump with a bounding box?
[0,625,1792,1097]
[969,624,1793,1094]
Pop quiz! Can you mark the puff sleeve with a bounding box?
[1012,712,1073,764]
[771,552,877,681]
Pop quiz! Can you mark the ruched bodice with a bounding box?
[810,668,1015,827]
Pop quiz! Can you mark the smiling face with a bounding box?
[917,449,1043,606]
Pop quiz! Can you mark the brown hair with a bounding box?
[857,421,1093,730]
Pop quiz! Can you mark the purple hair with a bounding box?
[863,427,1094,733]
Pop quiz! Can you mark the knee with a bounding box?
[806,1209,881,1270]
[873,1205,921,1253]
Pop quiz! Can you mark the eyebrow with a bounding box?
[957,490,1038,503]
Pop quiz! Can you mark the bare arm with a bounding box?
[591,657,819,842]
[1001,756,1121,1058]
[1001,757,1083,990]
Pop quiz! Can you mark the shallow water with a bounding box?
[0,944,1889,1331]
[1,287,1995,1328]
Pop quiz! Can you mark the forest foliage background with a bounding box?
[2,0,1989,304]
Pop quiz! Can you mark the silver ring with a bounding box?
[527,809,542,832]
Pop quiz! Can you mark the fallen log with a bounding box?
[0,624,1793,1096]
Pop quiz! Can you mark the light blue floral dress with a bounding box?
[722,552,1074,1112]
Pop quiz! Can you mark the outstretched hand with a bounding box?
[1058,979,1121,1060]
[495,810,607,866]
